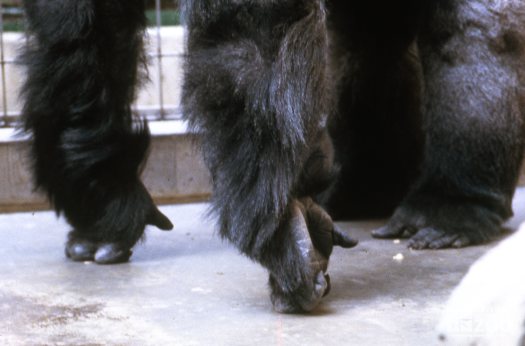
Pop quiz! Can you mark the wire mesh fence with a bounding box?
[0,2,22,127]
[0,0,183,128]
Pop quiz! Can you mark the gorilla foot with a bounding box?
[65,232,132,264]
[269,198,357,313]
[373,224,471,249]
[64,203,172,264]
[371,200,502,249]
[270,271,331,313]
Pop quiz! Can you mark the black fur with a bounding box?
[182,0,525,312]
[182,0,355,312]
[20,0,173,264]
[20,0,525,312]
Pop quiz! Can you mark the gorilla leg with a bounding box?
[21,0,173,263]
[323,2,425,220]
[182,0,355,312]
[373,0,525,248]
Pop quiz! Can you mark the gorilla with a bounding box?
[181,0,525,312]
[20,0,525,313]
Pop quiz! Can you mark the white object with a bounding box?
[437,223,525,345]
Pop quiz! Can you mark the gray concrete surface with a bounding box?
[1,188,524,346]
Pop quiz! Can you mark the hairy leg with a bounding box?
[324,1,425,219]
[21,0,172,264]
[373,0,525,248]
[182,0,355,312]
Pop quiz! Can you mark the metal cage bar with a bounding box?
[1,4,9,127]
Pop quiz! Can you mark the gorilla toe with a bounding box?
[65,231,133,264]
[65,238,97,261]
[407,228,471,249]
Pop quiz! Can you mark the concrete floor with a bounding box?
[1,189,524,346]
